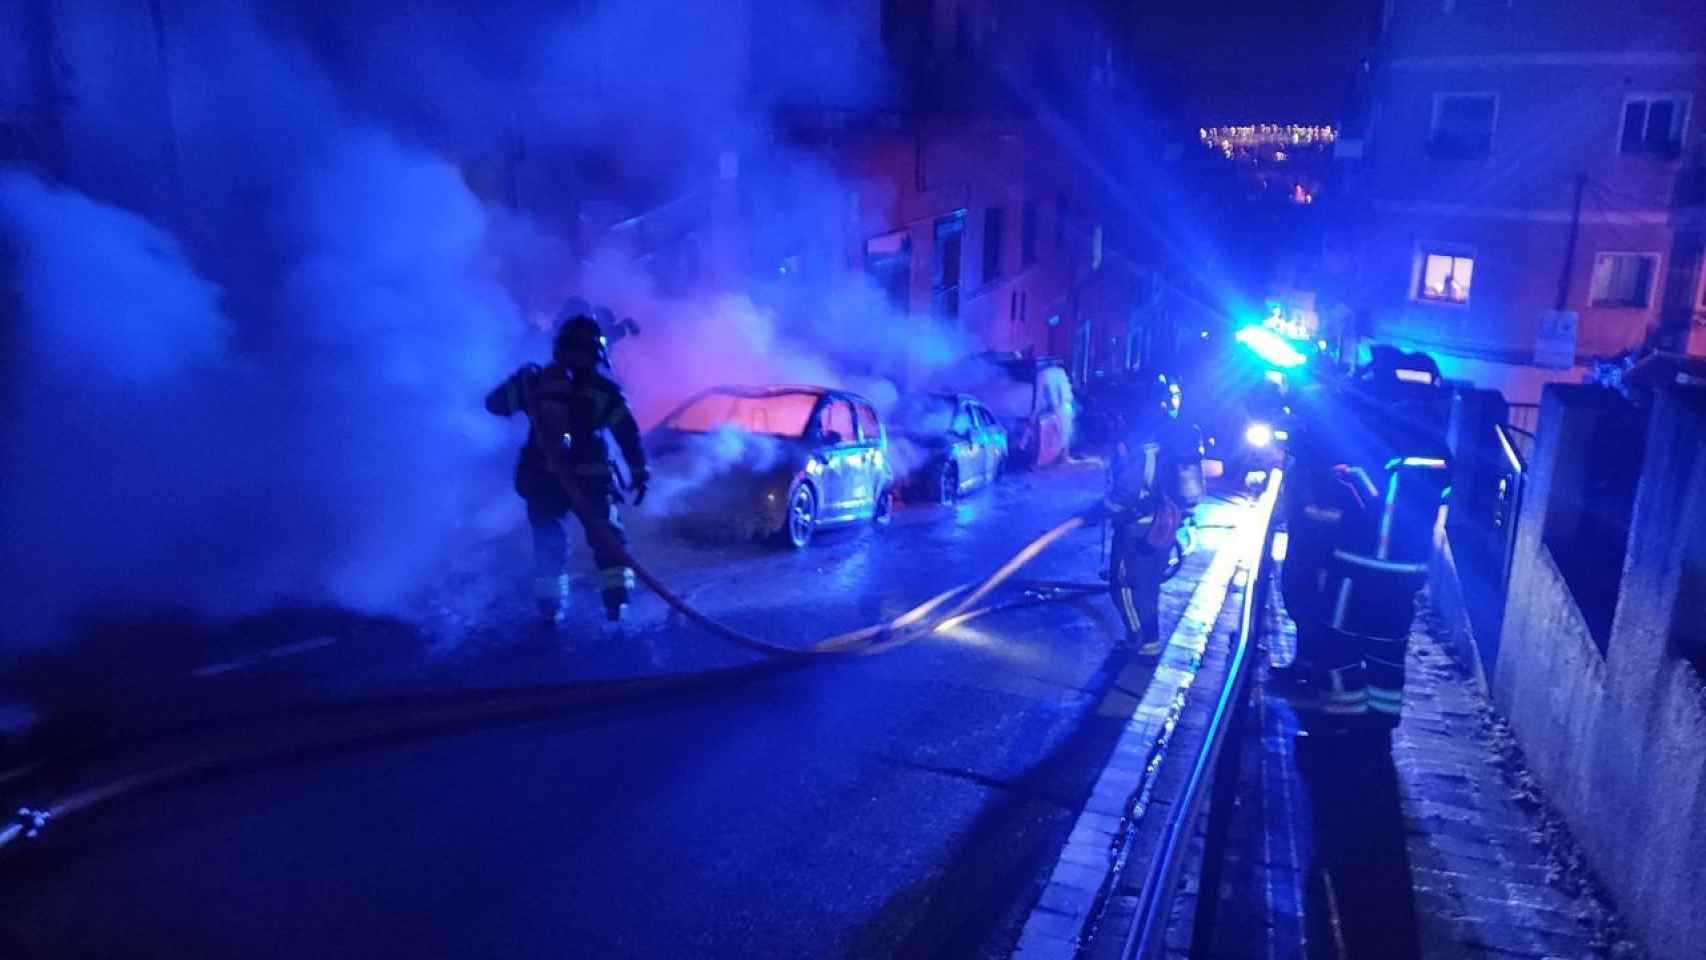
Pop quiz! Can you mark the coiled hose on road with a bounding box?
[1,498,1104,855]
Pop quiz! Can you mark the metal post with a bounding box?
[1556,174,1586,311]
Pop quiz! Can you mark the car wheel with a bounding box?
[938,463,960,504]
[784,481,817,549]
[872,485,894,528]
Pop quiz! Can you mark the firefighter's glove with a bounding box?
[630,469,650,507]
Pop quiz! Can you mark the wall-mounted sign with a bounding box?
[1534,310,1578,369]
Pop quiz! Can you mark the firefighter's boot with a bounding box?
[533,573,571,624]
[599,565,636,622]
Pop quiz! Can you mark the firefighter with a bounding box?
[486,315,650,623]
[1279,348,1450,726]
[1090,372,1205,657]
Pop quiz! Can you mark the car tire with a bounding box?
[872,485,894,528]
[783,481,817,549]
[938,463,959,504]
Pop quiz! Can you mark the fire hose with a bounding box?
[0,494,1102,856]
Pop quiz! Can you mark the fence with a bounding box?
[1122,471,1283,960]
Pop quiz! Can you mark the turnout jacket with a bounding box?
[486,362,648,486]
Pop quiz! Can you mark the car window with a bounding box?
[856,403,881,443]
[662,390,820,437]
[818,399,856,444]
[951,404,973,436]
[895,394,956,435]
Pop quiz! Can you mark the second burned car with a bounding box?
[891,392,1009,503]
[646,385,895,548]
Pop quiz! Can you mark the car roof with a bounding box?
[698,384,829,398]
[695,384,880,405]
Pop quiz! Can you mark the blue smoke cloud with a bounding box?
[0,0,907,654]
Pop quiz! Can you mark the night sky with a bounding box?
[1127,0,1379,124]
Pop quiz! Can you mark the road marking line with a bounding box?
[191,636,338,679]
[1014,499,1264,957]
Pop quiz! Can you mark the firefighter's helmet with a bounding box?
[554,315,608,369]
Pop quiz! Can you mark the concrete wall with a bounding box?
[1494,382,1706,960]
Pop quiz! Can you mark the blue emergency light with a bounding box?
[1234,325,1307,369]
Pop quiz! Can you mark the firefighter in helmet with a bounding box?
[485,315,650,623]
[1279,347,1450,726]
[1090,371,1205,657]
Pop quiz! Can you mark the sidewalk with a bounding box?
[1195,598,1646,959]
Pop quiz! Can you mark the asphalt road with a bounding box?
[1,466,1250,959]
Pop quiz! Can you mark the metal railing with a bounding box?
[1493,423,1530,597]
[1123,470,1284,960]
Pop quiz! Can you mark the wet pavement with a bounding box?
[1,466,1267,958]
[1187,587,1644,960]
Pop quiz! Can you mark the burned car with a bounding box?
[646,385,895,548]
[891,392,1009,503]
[939,351,1075,469]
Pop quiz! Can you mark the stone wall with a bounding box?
[1493,382,1706,960]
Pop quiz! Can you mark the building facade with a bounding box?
[1341,0,1706,401]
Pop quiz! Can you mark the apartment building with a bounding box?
[1342,0,1706,400]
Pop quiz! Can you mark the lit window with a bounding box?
[1417,251,1474,304]
[1619,96,1687,156]
[1590,254,1658,308]
[1429,94,1496,159]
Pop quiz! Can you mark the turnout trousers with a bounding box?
[519,464,636,618]
[1110,516,1170,655]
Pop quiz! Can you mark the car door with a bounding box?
[974,404,1005,481]
[950,400,980,491]
[854,400,888,505]
[813,396,862,521]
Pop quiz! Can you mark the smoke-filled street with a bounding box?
[10,1,1698,957]
[1,469,1262,958]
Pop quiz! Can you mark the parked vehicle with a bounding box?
[891,392,1009,503]
[647,385,894,548]
[940,351,1075,469]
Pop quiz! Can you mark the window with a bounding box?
[664,390,818,437]
[951,404,973,435]
[932,215,963,319]
[1619,95,1687,156]
[982,205,1005,283]
[1429,94,1496,159]
[818,399,856,444]
[1417,250,1475,304]
[1021,200,1038,266]
[856,403,881,444]
[1590,253,1658,308]
[866,231,912,314]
